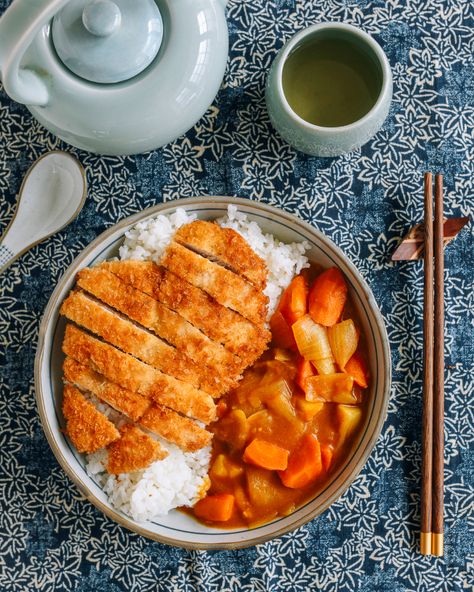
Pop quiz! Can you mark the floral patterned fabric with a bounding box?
[1,0,473,590]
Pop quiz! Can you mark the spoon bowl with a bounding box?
[0,151,87,274]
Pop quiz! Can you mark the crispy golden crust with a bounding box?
[63,357,151,421]
[161,242,268,325]
[60,290,225,396]
[62,324,216,423]
[174,220,267,290]
[140,405,212,452]
[62,384,119,453]
[107,424,167,474]
[103,260,270,364]
[76,266,243,383]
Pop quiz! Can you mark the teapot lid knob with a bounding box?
[82,0,121,37]
[52,0,163,84]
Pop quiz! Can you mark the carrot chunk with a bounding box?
[243,438,289,471]
[296,356,315,391]
[279,433,323,488]
[270,310,297,349]
[279,275,308,326]
[308,267,348,327]
[345,351,369,388]
[194,493,235,522]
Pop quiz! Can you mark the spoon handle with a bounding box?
[0,242,17,274]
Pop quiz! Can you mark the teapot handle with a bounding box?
[0,0,69,106]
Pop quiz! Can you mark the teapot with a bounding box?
[0,0,228,155]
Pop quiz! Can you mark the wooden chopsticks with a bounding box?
[420,172,445,556]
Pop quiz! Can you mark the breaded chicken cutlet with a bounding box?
[102,260,270,363]
[62,385,119,453]
[107,424,167,474]
[76,266,243,377]
[60,290,232,396]
[62,325,216,423]
[161,242,267,325]
[140,405,212,452]
[60,219,271,474]
[64,357,209,451]
[63,357,151,422]
[174,219,267,290]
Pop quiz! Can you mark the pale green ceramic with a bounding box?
[265,23,393,157]
[0,0,228,155]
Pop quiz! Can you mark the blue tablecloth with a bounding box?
[1,1,473,590]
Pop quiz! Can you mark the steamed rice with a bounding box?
[86,206,309,522]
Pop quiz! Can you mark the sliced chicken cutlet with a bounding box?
[107,424,167,474]
[63,357,151,422]
[174,220,267,290]
[140,405,212,452]
[62,324,216,424]
[161,242,268,325]
[76,266,244,380]
[62,384,119,453]
[60,290,227,396]
[64,357,211,453]
[102,260,270,364]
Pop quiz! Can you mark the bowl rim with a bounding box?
[34,196,392,550]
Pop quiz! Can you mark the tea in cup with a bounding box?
[266,23,392,157]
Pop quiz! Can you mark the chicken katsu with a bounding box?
[62,384,120,453]
[60,290,228,396]
[161,242,268,325]
[60,219,272,477]
[103,260,270,363]
[174,220,267,290]
[76,266,243,377]
[107,424,168,474]
[62,324,216,423]
[140,405,212,452]
[63,357,151,422]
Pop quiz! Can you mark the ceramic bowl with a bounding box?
[35,197,391,549]
[265,22,393,157]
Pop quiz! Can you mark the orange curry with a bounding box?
[189,265,369,528]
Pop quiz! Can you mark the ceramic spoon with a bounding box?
[0,151,87,274]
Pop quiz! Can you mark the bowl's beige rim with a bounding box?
[34,196,391,550]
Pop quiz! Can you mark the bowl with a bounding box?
[35,197,391,549]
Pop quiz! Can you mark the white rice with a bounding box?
[86,205,309,522]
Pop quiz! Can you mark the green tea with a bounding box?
[282,37,382,127]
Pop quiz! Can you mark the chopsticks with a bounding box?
[420,172,445,557]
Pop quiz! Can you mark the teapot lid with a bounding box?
[52,0,163,84]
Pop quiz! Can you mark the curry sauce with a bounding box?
[187,265,369,528]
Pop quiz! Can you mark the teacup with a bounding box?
[265,22,392,157]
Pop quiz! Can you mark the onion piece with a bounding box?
[305,373,355,404]
[312,358,337,375]
[327,319,359,370]
[292,314,334,362]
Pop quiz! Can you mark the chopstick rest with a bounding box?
[391,216,469,261]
